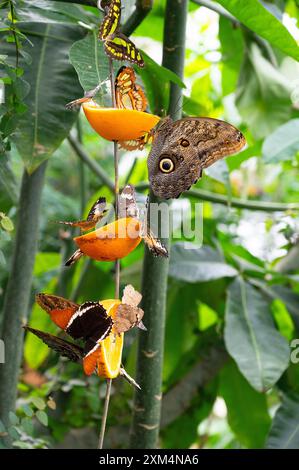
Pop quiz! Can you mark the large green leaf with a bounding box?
[220,361,271,448]
[217,0,299,60]
[9,22,84,172]
[169,243,238,283]
[219,16,244,96]
[236,43,293,139]
[267,393,299,448]
[164,283,201,383]
[18,0,98,25]
[224,277,290,391]
[69,31,110,102]
[262,119,299,163]
[24,280,57,369]
[0,153,18,211]
[250,279,299,332]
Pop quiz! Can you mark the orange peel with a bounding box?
[74,217,142,262]
[82,102,160,141]
[96,299,123,379]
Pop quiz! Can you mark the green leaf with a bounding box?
[219,16,244,96]
[4,22,85,172]
[24,282,57,369]
[224,277,290,391]
[21,417,34,435]
[0,215,14,232]
[21,404,34,418]
[217,0,299,60]
[35,410,48,427]
[138,52,185,114]
[0,419,6,433]
[220,361,271,448]
[0,154,18,211]
[267,393,299,448]
[8,411,19,426]
[8,426,20,440]
[33,252,61,277]
[236,43,293,139]
[262,119,299,164]
[271,299,295,341]
[250,280,299,332]
[69,30,110,103]
[164,283,201,383]
[169,243,238,283]
[18,0,98,26]
[31,397,46,411]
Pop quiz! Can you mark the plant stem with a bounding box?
[130,0,188,449]
[98,55,119,451]
[122,0,153,37]
[135,183,299,212]
[68,134,114,193]
[97,378,112,449]
[0,162,47,429]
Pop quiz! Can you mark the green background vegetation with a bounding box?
[1,0,299,449]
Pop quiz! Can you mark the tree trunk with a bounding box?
[0,162,47,428]
[129,0,188,449]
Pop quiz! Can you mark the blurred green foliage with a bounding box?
[1,0,299,449]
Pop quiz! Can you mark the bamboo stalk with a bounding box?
[0,162,47,430]
[97,55,120,451]
[129,0,189,449]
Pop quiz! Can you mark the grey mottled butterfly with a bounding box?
[147,116,246,199]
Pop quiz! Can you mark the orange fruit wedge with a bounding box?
[96,299,123,379]
[82,102,160,141]
[74,217,142,262]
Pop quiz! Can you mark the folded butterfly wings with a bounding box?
[28,285,146,376]
[99,0,144,67]
[147,116,246,199]
[64,184,168,266]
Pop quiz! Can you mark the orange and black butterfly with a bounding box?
[99,0,144,67]
[115,66,147,111]
[25,287,146,375]
[115,66,152,151]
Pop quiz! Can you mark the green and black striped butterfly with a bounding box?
[99,0,144,67]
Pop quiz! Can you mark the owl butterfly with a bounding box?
[147,116,246,199]
[115,66,152,151]
[99,0,144,67]
[27,286,145,376]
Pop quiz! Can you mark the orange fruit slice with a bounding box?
[74,217,142,262]
[82,103,160,141]
[97,299,123,379]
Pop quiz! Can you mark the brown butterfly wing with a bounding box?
[147,117,246,199]
[24,326,83,363]
[119,184,139,219]
[36,294,79,315]
[113,304,144,335]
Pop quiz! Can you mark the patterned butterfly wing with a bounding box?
[104,33,144,67]
[24,326,83,363]
[121,284,142,308]
[119,184,139,219]
[113,303,145,334]
[57,197,107,231]
[119,132,152,151]
[99,0,121,40]
[36,293,79,330]
[66,301,113,342]
[147,117,246,199]
[115,66,147,111]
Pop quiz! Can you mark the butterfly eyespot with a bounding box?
[180,139,190,147]
[159,158,174,173]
